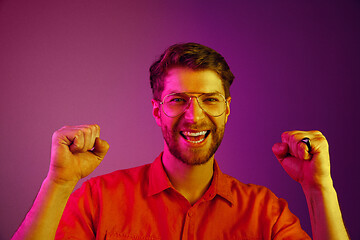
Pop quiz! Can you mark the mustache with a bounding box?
[174,122,216,132]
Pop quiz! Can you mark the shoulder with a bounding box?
[221,173,295,223]
[221,172,282,204]
[79,163,152,194]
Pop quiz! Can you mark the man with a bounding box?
[13,43,348,239]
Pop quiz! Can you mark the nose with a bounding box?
[183,97,205,122]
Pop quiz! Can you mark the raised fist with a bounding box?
[48,124,109,185]
[272,130,331,189]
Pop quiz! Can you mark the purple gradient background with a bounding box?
[1,0,359,239]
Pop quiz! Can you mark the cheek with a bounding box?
[160,116,181,134]
[211,116,226,129]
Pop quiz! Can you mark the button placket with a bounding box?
[187,210,193,217]
[181,209,192,240]
[181,205,198,240]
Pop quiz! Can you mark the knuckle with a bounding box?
[91,124,97,133]
[83,127,92,134]
[52,127,67,139]
[318,133,326,140]
[76,129,85,137]
[317,137,329,148]
[93,124,100,136]
[310,130,322,135]
[293,132,302,139]
[51,131,59,140]
[316,135,327,143]
[290,133,300,142]
[281,131,289,139]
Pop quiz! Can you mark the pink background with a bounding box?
[1,0,359,238]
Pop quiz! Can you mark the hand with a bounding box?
[272,130,332,190]
[48,124,109,186]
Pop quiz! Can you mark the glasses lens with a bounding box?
[162,93,190,117]
[198,93,226,117]
[161,93,226,117]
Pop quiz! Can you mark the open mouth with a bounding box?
[180,130,210,144]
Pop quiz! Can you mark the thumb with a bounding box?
[272,142,289,162]
[92,138,110,159]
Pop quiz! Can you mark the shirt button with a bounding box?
[188,211,193,217]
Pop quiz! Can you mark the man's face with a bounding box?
[152,67,231,165]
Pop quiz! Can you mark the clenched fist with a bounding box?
[272,130,332,189]
[48,124,109,185]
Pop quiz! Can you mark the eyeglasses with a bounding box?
[158,92,228,118]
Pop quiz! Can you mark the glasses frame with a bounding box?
[158,92,228,118]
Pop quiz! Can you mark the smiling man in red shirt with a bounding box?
[13,43,349,239]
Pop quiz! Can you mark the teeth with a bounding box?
[182,131,207,136]
[180,131,209,144]
[187,139,205,144]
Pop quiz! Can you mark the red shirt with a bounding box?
[56,153,311,239]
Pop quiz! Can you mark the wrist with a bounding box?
[44,175,78,193]
[301,177,335,196]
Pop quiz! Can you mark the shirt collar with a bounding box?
[147,152,234,205]
[211,160,234,205]
[147,153,173,196]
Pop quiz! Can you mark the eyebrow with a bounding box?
[165,91,223,95]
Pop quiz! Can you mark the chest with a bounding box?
[94,192,270,240]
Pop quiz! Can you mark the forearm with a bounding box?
[12,177,76,240]
[302,180,349,240]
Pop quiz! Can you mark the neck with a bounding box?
[162,149,214,205]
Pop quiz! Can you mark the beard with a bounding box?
[161,119,226,166]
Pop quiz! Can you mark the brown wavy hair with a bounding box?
[149,43,234,100]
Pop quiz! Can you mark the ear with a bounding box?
[225,97,231,123]
[151,99,162,127]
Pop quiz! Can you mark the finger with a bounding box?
[281,131,298,158]
[297,140,311,161]
[282,131,312,160]
[272,142,289,162]
[80,127,91,152]
[291,134,312,160]
[69,130,85,152]
[79,125,99,152]
[94,124,100,139]
[92,138,110,160]
[277,155,304,183]
[55,124,102,153]
[88,124,100,150]
[87,125,97,151]
[307,135,329,155]
[70,127,93,152]
[91,124,100,149]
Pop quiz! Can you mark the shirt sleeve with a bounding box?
[55,181,97,240]
[270,195,312,240]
